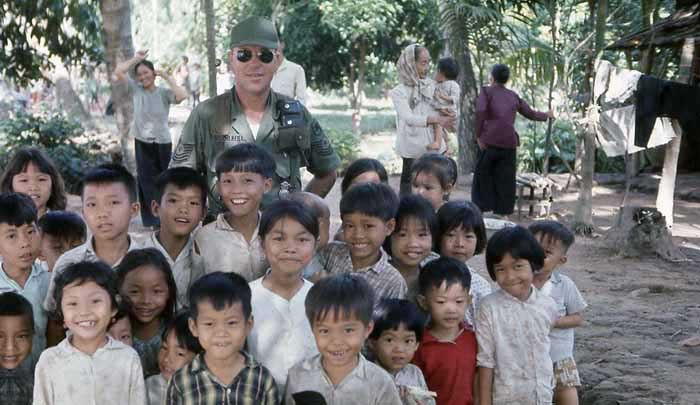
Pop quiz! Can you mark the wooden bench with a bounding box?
[516,173,556,220]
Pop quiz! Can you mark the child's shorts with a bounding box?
[553,357,581,389]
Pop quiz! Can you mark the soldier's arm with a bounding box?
[304,117,340,197]
[170,109,203,172]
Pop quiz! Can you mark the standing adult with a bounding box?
[271,39,307,105]
[390,44,455,196]
[472,63,554,217]
[170,16,340,214]
[113,50,188,227]
[175,56,191,96]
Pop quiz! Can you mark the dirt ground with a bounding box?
[108,104,700,404]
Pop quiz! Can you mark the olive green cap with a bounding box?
[230,16,279,49]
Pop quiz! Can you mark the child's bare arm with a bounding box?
[478,367,493,405]
[553,313,583,329]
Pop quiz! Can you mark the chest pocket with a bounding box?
[275,100,310,153]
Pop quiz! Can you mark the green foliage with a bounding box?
[518,120,577,174]
[326,128,360,171]
[1,0,103,85]
[0,110,109,193]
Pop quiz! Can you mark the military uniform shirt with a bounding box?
[170,88,340,211]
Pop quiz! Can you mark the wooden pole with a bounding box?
[655,37,697,231]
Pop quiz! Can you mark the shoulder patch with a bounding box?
[171,143,194,163]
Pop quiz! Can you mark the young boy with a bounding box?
[43,163,142,313]
[0,292,35,405]
[428,57,460,153]
[284,274,401,404]
[0,193,49,365]
[476,226,559,405]
[139,167,207,308]
[414,257,478,405]
[529,221,587,405]
[286,191,331,282]
[368,298,435,405]
[194,144,272,281]
[318,183,407,303]
[166,272,278,404]
[37,211,87,272]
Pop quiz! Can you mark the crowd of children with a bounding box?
[0,145,587,405]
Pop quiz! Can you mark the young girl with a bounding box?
[116,248,177,377]
[410,153,458,211]
[146,310,202,405]
[437,200,492,326]
[248,199,319,390]
[387,194,439,302]
[0,147,67,217]
[341,158,389,195]
[34,261,145,404]
[108,309,134,346]
[476,226,559,405]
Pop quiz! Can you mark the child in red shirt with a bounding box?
[414,257,478,405]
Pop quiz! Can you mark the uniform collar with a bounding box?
[230,86,277,142]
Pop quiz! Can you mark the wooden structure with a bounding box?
[515,173,557,220]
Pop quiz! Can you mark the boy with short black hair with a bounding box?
[139,167,207,308]
[428,57,460,152]
[0,193,49,365]
[166,272,278,404]
[44,163,142,312]
[414,256,478,405]
[369,298,435,405]
[194,144,273,281]
[529,220,587,405]
[285,274,401,405]
[0,292,35,405]
[319,183,407,304]
[285,191,331,282]
[37,211,87,272]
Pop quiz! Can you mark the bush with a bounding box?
[326,128,360,172]
[0,110,109,193]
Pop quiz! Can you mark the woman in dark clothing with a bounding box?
[472,64,554,217]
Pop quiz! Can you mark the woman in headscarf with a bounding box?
[390,44,456,196]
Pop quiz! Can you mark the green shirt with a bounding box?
[170,88,340,212]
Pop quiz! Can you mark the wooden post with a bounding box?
[655,37,697,231]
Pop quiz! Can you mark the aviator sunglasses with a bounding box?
[235,48,276,64]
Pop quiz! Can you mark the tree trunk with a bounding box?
[542,0,560,176]
[203,0,217,98]
[46,59,94,129]
[574,0,606,235]
[655,37,697,231]
[453,43,478,175]
[348,42,366,137]
[100,0,136,172]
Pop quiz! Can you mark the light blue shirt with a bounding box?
[0,261,50,365]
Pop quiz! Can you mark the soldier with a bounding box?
[170,16,340,214]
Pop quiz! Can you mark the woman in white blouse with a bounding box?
[390,44,456,195]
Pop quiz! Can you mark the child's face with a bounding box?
[422,281,469,331]
[189,300,252,362]
[11,163,52,214]
[341,213,394,267]
[40,233,82,272]
[121,265,170,326]
[0,223,40,272]
[311,309,372,375]
[82,183,138,242]
[440,225,478,263]
[107,316,133,346]
[412,171,449,211]
[263,216,316,277]
[348,171,382,191]
[434,71,446,83]
[153,184,205,238]
[533,233,567,277]
[370,325,419,374]
[0,315,32,369]
[158,329,196,381]
[61,280,117,347]
[217,171,271,218]
[390,217,433,270]
[493,253,534,301]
